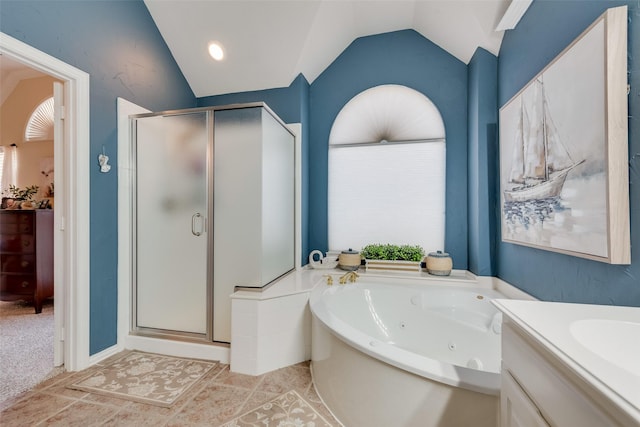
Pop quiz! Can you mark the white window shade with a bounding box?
[0,147,5,192]
[330,84,445,144]
[328,84,446,254]
[329,142,445,252]
[0,145,18,192]
[25,97,54,141]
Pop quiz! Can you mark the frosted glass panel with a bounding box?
[213,107,295,342]
[213,107,263,342]
[328,142,445,253]
[135,113,208,334]
[261,109,295,284]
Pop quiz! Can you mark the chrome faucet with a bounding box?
[339,271,359,284]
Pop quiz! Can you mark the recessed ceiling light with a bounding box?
[208,42,224,61]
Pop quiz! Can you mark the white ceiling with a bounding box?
[0,54,47,105]
[144,0,513,98]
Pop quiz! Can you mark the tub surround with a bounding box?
[309,275,507,427]
[230,268,326,376]
[229,267,531,377]
[494,299,640,426]
[310,279,505,393]
[312,326,498,427]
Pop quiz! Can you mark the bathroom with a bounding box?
[0,0,638,425]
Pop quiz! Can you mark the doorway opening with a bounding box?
[1,32,91,373]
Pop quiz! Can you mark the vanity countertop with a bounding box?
[493,299,640,425]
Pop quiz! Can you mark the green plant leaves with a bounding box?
[8,185,39,201]
[361,244,425,262]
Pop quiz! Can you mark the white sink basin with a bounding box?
[570,319,640,377]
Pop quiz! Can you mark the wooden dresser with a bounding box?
[0,210,54,313]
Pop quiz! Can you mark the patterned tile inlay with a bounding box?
[68,351,216,407]
[1,353,341,426]
[220,390,333,427]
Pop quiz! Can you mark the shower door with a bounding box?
[133,111,211,338]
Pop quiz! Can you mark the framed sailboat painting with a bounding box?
[499,6,630,264]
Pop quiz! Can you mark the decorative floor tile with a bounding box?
[257,365,312,395]
[68,351,216,407]
[212,366,265,390]
[220,390,333,427]
[0,355,340,427]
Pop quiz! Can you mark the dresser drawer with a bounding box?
[1,274,36,295]
[0,211,33,224]
[0,234,35,253]
[0,221,33,234]
[1,254,35,273]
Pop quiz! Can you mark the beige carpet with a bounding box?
[0,299,60,404]
[69,351,216,407]
[221,390,333,427]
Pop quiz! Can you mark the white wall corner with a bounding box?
[491,276,537,300]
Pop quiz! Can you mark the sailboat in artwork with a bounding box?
[504,77,585,203]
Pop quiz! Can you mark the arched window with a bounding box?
[328,84,446,253]
[25,97,54,141]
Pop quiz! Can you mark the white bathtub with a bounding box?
[309,277,503,427]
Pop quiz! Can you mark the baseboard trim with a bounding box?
[88,344,125,366]
[125,335,230,364]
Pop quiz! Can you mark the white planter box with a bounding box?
[364,259,421,272]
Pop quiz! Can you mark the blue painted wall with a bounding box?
[197,74,311,264]
[5,0,636,359]
[0,0,196,353]
[468,48,498,276]
[308,30,469,268]
[498,1,640,306]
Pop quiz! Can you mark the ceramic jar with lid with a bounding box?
[338,248,361,271]
[424,250,452,276]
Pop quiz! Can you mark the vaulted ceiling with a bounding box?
[1,1,518,101]
[0,54,48,105]
[144,0,513,98]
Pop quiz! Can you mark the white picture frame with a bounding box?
[499,6,630,264]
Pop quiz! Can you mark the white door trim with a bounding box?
[52,80,64,366]
[1,32,91,371]
[116,97,149,350]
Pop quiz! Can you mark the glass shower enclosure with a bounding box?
[131,103,295,343]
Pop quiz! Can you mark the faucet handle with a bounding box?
[324,275,334,285]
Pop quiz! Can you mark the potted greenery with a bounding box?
[360,243,425,272]
[8,184,39,209]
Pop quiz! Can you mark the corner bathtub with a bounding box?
[309,277,503,427]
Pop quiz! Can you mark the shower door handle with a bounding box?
[191,213,204,236]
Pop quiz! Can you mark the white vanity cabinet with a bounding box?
[501,321,618,427]
[495,300,640,427]
[501,368,549,427]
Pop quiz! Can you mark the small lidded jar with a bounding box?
[424,250,452,276]
[338,248,361,271]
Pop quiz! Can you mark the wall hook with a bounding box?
[99,146,111,173]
